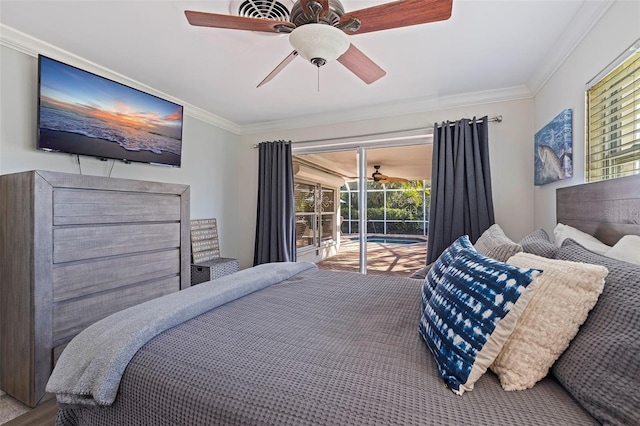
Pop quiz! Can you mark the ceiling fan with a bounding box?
[371,165,408,184]
[184,0,453,87]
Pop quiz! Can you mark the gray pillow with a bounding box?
[552,239,640,426]
[409,263,433,280]
[474,224,522,262]
[519,228,557,258]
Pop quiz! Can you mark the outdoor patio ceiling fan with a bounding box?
[371,165,408,184]
[184,0,453,87]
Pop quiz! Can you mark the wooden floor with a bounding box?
[3,399,57,426]
[316,238,427,277]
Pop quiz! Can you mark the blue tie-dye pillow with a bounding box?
[421,235,475,310]
[418,249,541,395]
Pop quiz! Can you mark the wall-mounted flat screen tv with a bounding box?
[37,55,183,167]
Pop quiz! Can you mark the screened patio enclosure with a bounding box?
[313,178,430,277]
[340,180,430,237]
[292,144,431,276]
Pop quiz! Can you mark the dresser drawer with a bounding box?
[52,276,180,344]
[53,249,180,302]
[53,222,180,263]
[53,189,181,225]
[0,170,190,408]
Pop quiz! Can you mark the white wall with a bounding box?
[8,1,631,270]
[238,98,535,268]
[533,0,640,235]
[0,45,241,260]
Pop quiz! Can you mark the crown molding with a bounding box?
[243,3,614,135]
[239,85,532,135]
[2,0,610,138]
[527,0,614,95]
[0,24,242,135]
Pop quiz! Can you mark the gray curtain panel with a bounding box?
[254,140,297,265]
[426,116,495,264]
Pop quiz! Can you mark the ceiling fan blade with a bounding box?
[339,0,453,35]
[299,0,331,17]
[185,10,295,33]
[337,44,386,84]
[257,51,298,88]
[387,177,409,183]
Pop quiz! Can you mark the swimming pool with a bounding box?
[350,237,425,245]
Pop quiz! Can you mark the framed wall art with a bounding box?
[534,108,573,185]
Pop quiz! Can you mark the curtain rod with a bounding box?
[252,115,502,148]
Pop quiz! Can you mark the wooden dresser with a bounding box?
[0,170,190,407]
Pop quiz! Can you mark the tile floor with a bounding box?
[316,239,427,277]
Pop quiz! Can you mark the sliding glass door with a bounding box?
[292,140,430,276]
[294,183,336,250]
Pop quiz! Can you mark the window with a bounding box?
[586,45,640,182]
[294,181,336,250]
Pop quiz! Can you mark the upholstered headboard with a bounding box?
[556,174,640,246]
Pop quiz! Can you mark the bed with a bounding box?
[48,175,640,426]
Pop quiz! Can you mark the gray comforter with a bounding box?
[47,261,316,406]
[54,267,597,425]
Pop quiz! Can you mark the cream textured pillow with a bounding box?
[605,235,640,265]
[553,223,611,254]
[490,252,608,391]
[474,223,523,262]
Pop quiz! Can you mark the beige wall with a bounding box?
[533,0,640,235]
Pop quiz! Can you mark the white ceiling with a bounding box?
[297,144,432,181]
[0,1,610,133]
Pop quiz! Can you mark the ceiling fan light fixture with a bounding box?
[289,23,349,67]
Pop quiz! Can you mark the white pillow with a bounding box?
[553,223,611,254]
[491,253,608,391]
[605,235,640,265]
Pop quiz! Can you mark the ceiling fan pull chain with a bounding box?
[317,66,320,93]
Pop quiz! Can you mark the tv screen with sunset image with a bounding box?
[37,55,183,167]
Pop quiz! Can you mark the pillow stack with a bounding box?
[418,224,609,398]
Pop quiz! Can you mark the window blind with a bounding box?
[586,49,640,182]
